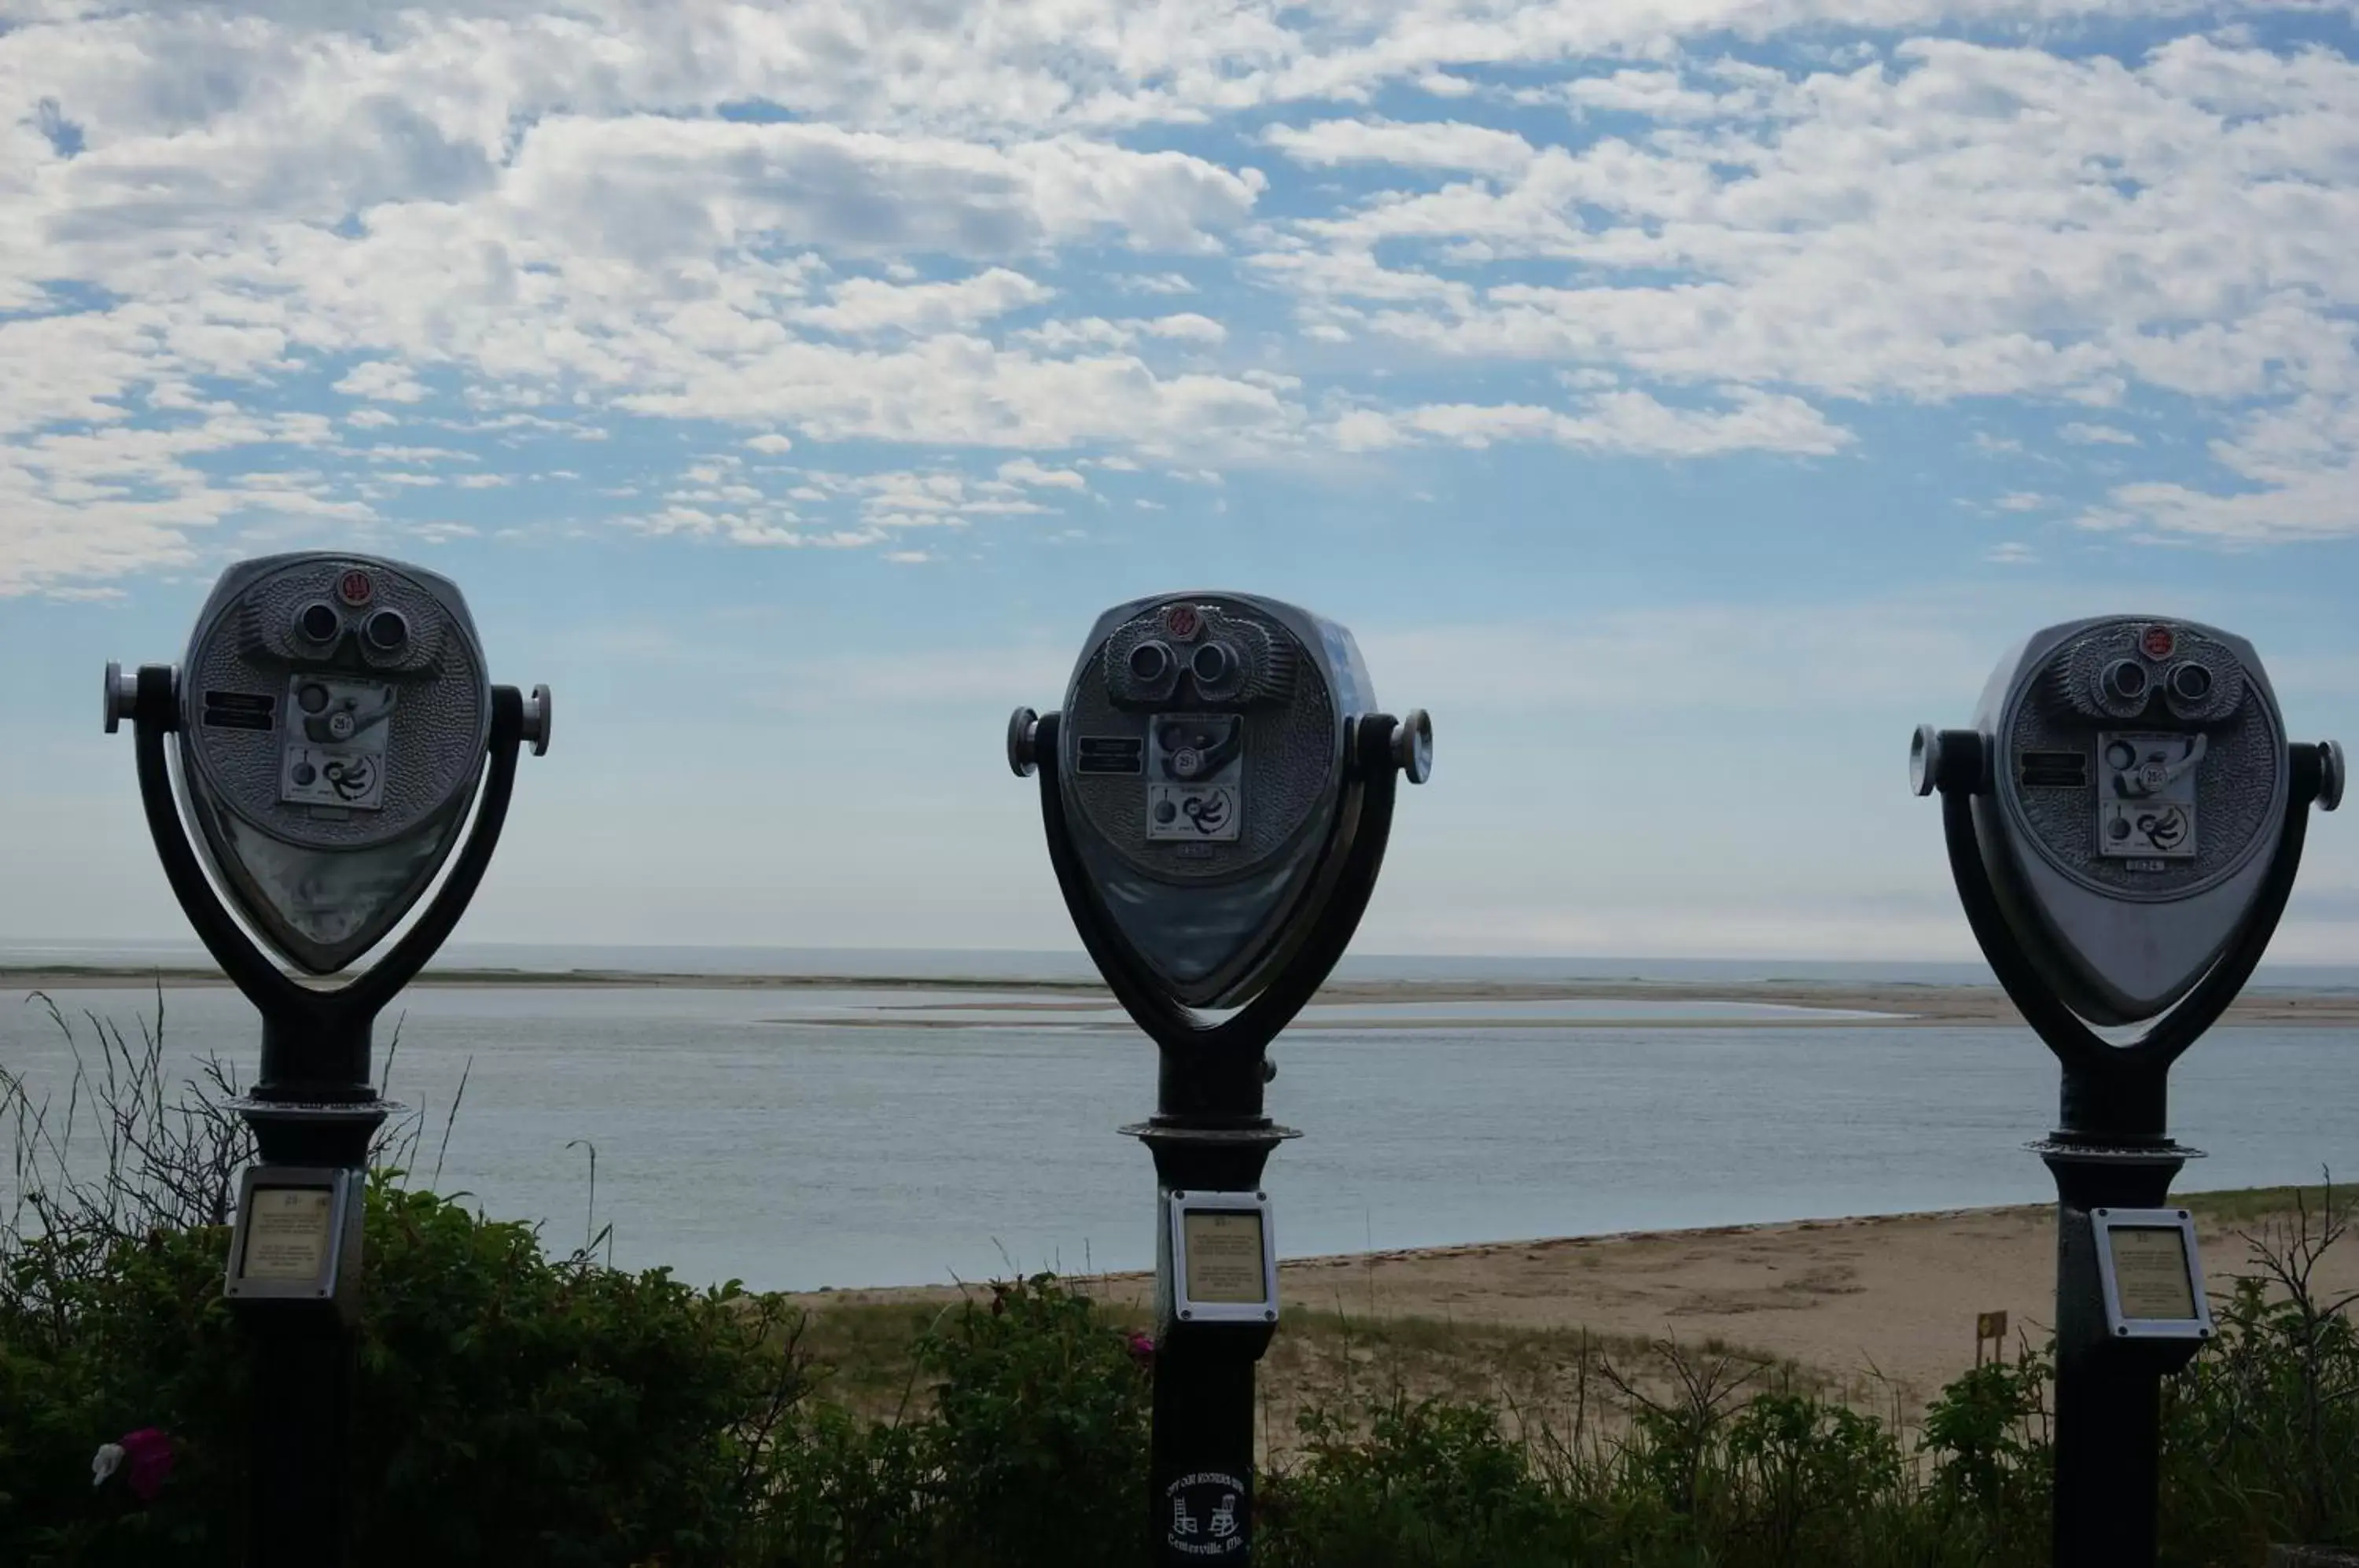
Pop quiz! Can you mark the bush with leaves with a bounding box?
[2161,1181,2359,1566]
[1,1180,807,1567]
[1917,1341,2052,1559]
[914,1273,1151,1566]
[1260,1396,1590,1568]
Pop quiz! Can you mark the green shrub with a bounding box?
[1,1180,804,1566]
[1918,1342,2052,1560]
[1261,1397,1585,1567]
[7,1187,2359,1568]
[915,1274,1150,1566]
[2159,1186,2359,1567]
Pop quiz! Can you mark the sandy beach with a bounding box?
[790,1190,2359,1416]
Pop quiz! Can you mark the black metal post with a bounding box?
[1031,709,1408,1566]
[1138,1097,1286,1566]
[2040,1128,2189,1568]
[239,1104,384,1567]
[126,670,528,1568]
[1928,734,2329,1568]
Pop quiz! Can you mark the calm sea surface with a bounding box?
[6,972,2356,1294]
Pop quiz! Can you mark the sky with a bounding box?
[4,0,2359,962]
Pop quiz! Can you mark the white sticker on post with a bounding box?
[240,1187,335,1283]
[2107,1226,2199,1320]
[1183,1210,1268,1305]
[1166,1188,1278,1329]
[2092,1207,2212,1341]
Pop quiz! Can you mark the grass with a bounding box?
[768,1180,2343,1463]
[780,1281,1828,1462]
[2178,1184,2331,1227]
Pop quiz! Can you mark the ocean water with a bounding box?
[6,980,2356,1293]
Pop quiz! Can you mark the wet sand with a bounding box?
[789,1194,2359,1409]
[10,967,2359,1027]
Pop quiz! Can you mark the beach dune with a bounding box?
[795,1190,2358,1412]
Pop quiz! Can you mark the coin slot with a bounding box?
[2019,750,2089,790]
[1076,736,1146,776]
[201,690,278,733]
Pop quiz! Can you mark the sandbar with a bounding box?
[9,967,2359,1027]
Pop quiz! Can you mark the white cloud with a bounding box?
[0,59,1283,587]
[333,360,429,403]
[491,116,1266,258]
[1332,388,1853,458]
[1258,35,2359,532]
[1265,119,1536,177]
[627,458,1095,549]
[997,457,1087,490]
[0,409,355,594]
[1138,313,1227,344]
[746,432,795,454]
[1563,69,1742,122]
[1008,312,1228,351]
[1985,541,2038,565]
[1993,491,2048,512]
[796,269,1054,335]
[612,340,1292,451]
[5,5,2359,594]
[2079,395,2359,543]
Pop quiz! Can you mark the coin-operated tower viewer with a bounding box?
[1911,617,2340,1568]
[1010,592,1430,1566]
[103,554,552,1568]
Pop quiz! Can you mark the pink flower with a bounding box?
[119,1429,173,1502]
[1126,1331,1156,1369]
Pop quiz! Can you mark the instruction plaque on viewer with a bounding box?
[240,1187,335,1283]
[2107,1224,2199,1320]
[1183,1211,1268,1305]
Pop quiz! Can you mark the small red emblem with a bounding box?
[2140,625,2175,660]
[1164,604,1202,639]
[337,570,374,606]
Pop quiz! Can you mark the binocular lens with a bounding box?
[2102,658,2150,705]
[1128,640,1175,683]
[2169,661,2213,704]
[1190,641,1232,686]
[296,602,341,643]
[365,609,410,653]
